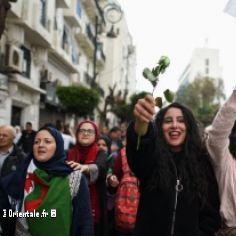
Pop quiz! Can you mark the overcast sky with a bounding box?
[118,0,236,98]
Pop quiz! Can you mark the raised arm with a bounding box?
[207,90,236,165]
[126,94,156,181]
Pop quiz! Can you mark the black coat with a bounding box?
[0,144,26,177]
[126,122,221,236]
[17,130,36,155]
[67,148,109,236]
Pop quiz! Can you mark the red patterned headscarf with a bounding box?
[69,120,100,164]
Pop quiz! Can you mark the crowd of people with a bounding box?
[1,2,236,236]
[0,90,236,236]
[0,119,128,236]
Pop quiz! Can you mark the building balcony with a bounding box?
[81,0,100,22]
[7,0,52,48]
[81,0,97,20]
[7,0,23,19]
[74,24,95,59]
[30,2,52,47]
[9,73,45,95]
[63,8,81,28]
[55,0,71,9]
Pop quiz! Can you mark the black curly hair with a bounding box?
[229,121,236,159]
[148,102,208,205]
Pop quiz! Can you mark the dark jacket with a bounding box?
[126,122,221,236]
[67,148,109,236]
[94,151,109,236]
[0,144,26,177]
[17,130,36,155]
[0,157,94,236]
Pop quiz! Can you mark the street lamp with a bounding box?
[104,3,123,38]
[92,2,123,84]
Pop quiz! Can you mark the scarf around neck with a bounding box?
[24,168,72,236]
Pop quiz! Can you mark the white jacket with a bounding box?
[207,90,236,227]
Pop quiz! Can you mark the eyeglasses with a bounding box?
[78,129,95,135]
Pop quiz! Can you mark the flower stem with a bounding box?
[137,135,141,150]
[152,78,159,96]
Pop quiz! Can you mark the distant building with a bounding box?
[178,47,222,87]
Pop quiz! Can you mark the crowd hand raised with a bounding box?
[134,94,155,123]
[134,94,155,135]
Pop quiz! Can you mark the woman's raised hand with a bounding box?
[133,94,156,135]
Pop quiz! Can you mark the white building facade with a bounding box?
[179,47,222,87]
[96,7,137,126]
[0,0,136,129]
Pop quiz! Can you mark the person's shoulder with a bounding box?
[62,133,74,141]
[10,144,27,159]
[21,130,27,135]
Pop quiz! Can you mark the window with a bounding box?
[205,58,209,66]
[20,46,31,78]
[62,25,70,53]
[11,106,22,126]
[39,0,47,28]
[76,0,81,17]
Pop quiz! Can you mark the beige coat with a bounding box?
[207,90,236,227]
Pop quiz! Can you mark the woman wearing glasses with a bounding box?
[67,120,108,236]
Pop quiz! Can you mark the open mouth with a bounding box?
[38,150,46,154]
[169,131,181,138]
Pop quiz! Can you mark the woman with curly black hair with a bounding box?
[126,94,221,236]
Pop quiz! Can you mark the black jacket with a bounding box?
[126,122,221,236]
[0,144,26,177]
[17,130,36,155]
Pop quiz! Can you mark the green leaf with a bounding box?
[159,65,166,74]
[163,89,175,103]
[142,68,152,78]
[142,68,156,82]
[152,66,160,77]
[56,85,100,116]
[158,56,170,68]
[155,97,163,108]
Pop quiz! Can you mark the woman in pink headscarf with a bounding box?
[67,120,108,236]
